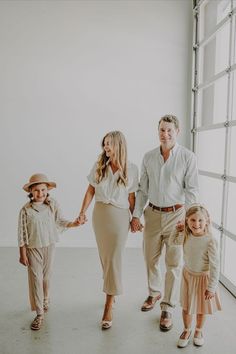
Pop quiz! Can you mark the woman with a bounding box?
[78,131,138,329]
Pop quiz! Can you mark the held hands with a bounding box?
[76,212,88,225]
[176,220,185,232]
[130,217,144,233]
[205,289,215,300]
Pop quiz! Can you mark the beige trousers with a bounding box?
[92,202,130,296]
[27,244,55,315]
[143,205,185,313]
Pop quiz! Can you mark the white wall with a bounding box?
[0,0,193,247]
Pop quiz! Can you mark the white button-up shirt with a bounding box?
[88,161,139,209]
[133,143,199,218]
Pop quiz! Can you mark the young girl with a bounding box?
[176,204,222,348]
[18,173,80,331]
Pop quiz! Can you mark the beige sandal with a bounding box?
[30,315,44,330]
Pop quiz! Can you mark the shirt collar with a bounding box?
[158,142,179,156]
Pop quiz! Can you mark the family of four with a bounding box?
[18,114,221,348]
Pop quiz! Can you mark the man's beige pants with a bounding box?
[27,245,55,315]
[143,205,185,313]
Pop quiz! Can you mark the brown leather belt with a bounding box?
[149,202,183,212]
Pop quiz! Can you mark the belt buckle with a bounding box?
[172,205,176,212]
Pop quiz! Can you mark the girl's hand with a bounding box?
[176,221,185,232]
[205,289,215,300]
[70,219,81,227]
[78,212,87,225]
[19,255,29,266]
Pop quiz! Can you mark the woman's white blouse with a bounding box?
[87,161,139,209]
[18,198,70,248]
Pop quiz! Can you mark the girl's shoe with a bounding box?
[177,328,192,348]
[101,320,112,330]
[30,315,44,330]
[193,328,204,346]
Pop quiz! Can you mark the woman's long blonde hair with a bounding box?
[95,131,128,186]
[184,204,212,243]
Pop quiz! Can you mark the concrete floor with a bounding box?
[0,247,235,354]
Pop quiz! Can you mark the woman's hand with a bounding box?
[78,212,88,225]
[130,217,144,233]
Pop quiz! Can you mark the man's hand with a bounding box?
[130,217,144,233]
[176,221,185,232]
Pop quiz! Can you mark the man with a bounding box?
[131,114,199,331]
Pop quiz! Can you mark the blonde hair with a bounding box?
[95,131,128,186]
[184,204,212,243]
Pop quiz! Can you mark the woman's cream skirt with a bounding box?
[92,202,130,295]
[180,267,222,314]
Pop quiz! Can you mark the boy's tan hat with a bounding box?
[23,173,56,192]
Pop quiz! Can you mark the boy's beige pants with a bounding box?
[27,245,55,315]
[143,205,185,313]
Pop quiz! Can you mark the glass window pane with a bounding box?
[199,22,230,84]
[196,129,225,174]
[223,236,236,286]
[225,181,236,234]
[212,227,221,247]
[199,0,231,42]
[199,174,223,225]
[198,75,228,125]
[229,126,236,177]
[233,15,236,65]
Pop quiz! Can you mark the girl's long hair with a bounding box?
[184,204,212,243]
[95,131,128,186]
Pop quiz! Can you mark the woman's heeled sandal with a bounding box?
[30,315,44,330]
[101,320,112,330]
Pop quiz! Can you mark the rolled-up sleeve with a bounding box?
[18,208,29,247]
[128,164,139,193]
[184,153,199,207]
[87,163,97,187]
[207,238,220,293]
[53,200,72,232]
[133,157,149,218]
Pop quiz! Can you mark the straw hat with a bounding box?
[23,173,56,192]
